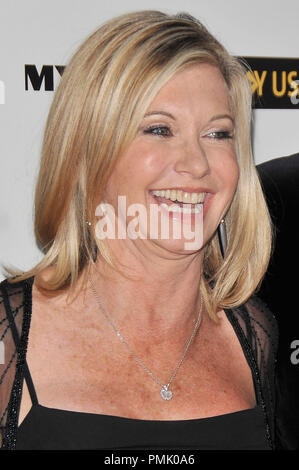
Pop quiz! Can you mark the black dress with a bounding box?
[0,277,278,450]
[16,402,270,450]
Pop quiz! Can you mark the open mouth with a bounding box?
[149,189,207,214]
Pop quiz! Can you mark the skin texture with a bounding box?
[103,63,238,258]
[18,64,255,425]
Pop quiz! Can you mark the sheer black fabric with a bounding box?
[0,276,279,449]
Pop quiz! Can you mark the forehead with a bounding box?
[147,64,231,114]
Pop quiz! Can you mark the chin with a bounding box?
[149,236,205,255]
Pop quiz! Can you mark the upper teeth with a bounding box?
[150,189,205,204]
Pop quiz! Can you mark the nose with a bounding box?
[173,138,210,178]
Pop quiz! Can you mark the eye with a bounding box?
[143,125,172,137]
[207,131,234,140]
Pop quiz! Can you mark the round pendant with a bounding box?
[160,386,173,400]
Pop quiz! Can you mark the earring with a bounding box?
[86,221,98,262]
[217,219,227,258]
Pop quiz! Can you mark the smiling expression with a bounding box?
[102,63,239,254]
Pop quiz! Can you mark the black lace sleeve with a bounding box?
[225,296,279,449]
[0,277,34,449]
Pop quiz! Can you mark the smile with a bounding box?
[150,189,206,204]
[149,189,206,214]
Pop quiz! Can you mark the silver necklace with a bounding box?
[88,274,203,401]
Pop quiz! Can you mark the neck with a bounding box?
[87,239,205,336]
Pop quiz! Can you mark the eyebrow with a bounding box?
[143,111,235,124]
[144,111,175,119]
[209,113,235,124]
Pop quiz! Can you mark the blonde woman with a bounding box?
[0,11,278,450]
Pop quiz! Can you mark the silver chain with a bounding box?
[88,273,203,400]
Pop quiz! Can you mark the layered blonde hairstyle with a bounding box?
[7,10,272,321]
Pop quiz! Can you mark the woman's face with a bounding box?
[102,63,239,255]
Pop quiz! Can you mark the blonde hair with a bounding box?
[6,10,272,321]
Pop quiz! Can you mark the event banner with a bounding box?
[23,57,299,109]
[239,57,299,109]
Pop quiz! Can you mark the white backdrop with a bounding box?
[1,0,299,280]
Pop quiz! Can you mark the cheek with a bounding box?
[128,141,167,178]
[213,152,239,193]
[118,145,167,185]
[104,143,166,200]
[228,159,239,192]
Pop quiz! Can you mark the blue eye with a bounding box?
[208,131,233,140]
[143,126,171,137]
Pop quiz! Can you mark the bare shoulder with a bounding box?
[33,266,90,311]
[29,267,93,369]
